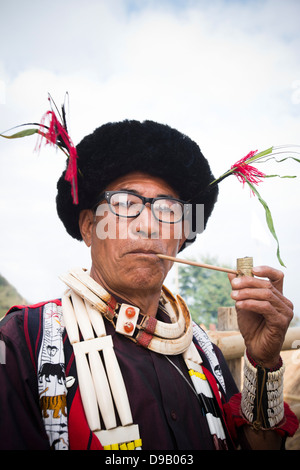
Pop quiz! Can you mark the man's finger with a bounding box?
[229,266,284,293]
[252,265,284,291]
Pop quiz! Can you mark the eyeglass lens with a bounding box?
[109,192,184,223]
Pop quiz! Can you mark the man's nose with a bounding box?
[130,204,159,239]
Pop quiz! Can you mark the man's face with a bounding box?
[79,172,187,298]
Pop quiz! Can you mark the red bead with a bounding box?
[125,307,136,318]
[124,321,134,333]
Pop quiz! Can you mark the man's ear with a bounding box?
[79,210,94,247]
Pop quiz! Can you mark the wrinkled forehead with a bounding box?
[104,171,180,199]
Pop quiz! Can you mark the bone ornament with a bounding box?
[60,268,193,355]
[61,285,140,447]
[59,267,231,450]
[59,267,196,449]
[116,304,140,336]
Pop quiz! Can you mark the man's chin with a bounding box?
[122,266,165,292]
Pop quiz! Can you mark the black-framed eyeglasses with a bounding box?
[94,190,188,224]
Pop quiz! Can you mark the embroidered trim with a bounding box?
[103,438,142,450]
[37,302,68,450]
[192,321,226,394]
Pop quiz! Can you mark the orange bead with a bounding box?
[124,321,134,333]
[125,307,136,318]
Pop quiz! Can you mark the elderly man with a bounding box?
[0,120,297,450]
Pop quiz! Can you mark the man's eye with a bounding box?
[159,205,172,212]
[117,200,130,207]
[157,202,173,212]
[112,198,131,207]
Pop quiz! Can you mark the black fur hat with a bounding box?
[56,119,218,249]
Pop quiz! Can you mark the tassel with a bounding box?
[36,108,79,205]
[231,150,265,189]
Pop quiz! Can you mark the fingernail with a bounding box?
[252,266,262,274]
[231,277,242,287]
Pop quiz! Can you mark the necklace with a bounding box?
[59,267,227,450]
[60,267,193,355]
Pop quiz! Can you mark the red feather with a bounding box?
[36,110,79,205]
[231,150,265,188]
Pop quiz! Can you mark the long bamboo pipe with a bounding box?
[156,254,238,275]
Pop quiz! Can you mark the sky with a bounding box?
[0,0,300,321]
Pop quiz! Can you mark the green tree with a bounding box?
[0,274,27,319]
[178,255,234,328]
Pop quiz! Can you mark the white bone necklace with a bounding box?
[59,268,227,450]
[60,267,194,355]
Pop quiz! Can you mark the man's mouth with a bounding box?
[124,249,165,260]
[127,249,160,256]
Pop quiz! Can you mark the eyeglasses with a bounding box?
[94,190,188,224]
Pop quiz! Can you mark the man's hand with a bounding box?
[228,266,294,368]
